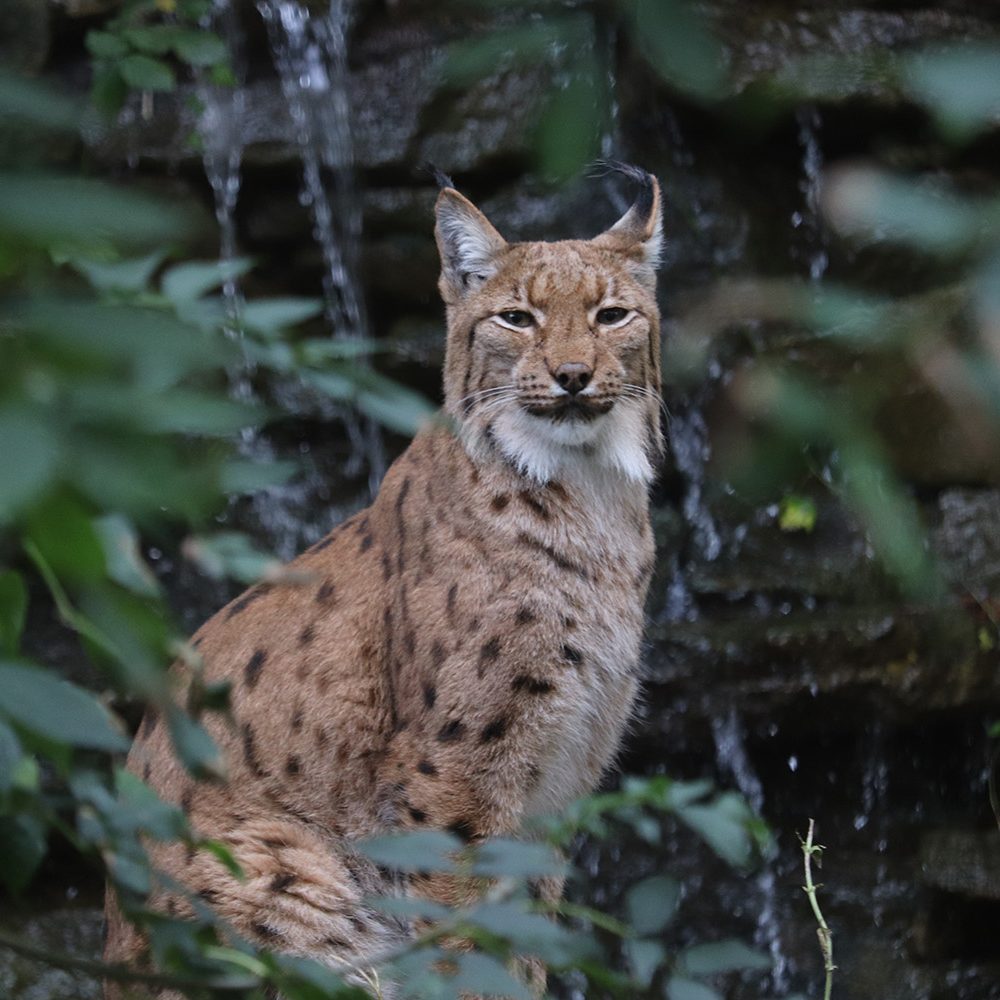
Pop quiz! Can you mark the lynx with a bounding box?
[105,166,664,997]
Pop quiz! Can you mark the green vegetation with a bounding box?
[86,0,233,115]
[3,0,1000,996]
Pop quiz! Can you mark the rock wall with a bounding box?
[9,2,1000,998]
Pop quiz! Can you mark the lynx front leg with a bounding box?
[107,813,407,1000]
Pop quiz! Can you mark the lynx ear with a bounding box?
[435,188,508,301]
[592,168,663,288]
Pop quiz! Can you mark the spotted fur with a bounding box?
[104,169,664,999]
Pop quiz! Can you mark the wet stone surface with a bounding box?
[0,906,103,1000]
[14,1,1000,998]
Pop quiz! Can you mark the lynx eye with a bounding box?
[596,307,630,326]
[497,310,534,329]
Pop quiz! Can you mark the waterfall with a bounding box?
[192,0,388,558]
[669,404,722,564]
[197,0,251,408]
[711,710,790,994]
[257,0,385,492]
[256,0,362,338]
[792,106,829,282]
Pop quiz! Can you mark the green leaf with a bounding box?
[355,378,436,436]
[0,70,81,131]
[0,408,60,523]
[823,167,988,254]
[71,251,165,294]
[359,830,461,873]
[210,63,237,87]
[778,494,817,533]
[625,937,664,988]
[26,494,106,585]
[182,532,281,585]
[197,838,245,879]
[679,939,772,976]
[450,952,532,999]
[171,30,229,67]
[470,838,566,879]
[300,369,355,399]
[240,298,323,336]
[114,768,188,841]
[444,21,570,85]
[0,662,128,751]
[633,0,726,99]
[219,458,299,495]
[90,63,128,117]
[0,719,23,793]
[0,570,28,656]
[120,55,177,93]
[85,31,129,59]
[166,707,225,780]
[106,848,153,895]
[536,67,601,183]
[665,976,723,1000]
[676,792,755,869]
[20,298,232,388]
[392,947,455,998]
[0,814,47,893]
[161,258,254,304]
[122,25,177,55]
[466,901,588,966]
[369,895,451,921]
[94,514,161,597]
[272,953,361,998]
[904,45,1000,141]
[298,337,383,365]
[70,383,262,437]
[625,875,681,935]
[0,173,197,249]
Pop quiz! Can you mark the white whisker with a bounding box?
[476,393,520,417]
[458,384,519,414]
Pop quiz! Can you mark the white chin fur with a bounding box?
[484,402,653,485]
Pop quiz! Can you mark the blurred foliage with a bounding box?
[347,777,770,999]
[7,0,1000,997]
[86,0,233,116]
[0,67,432,1000]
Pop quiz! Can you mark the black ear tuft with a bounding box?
[423,162,456,191]
[590,159,656,216]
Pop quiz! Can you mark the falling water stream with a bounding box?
[194,0,387,558]
[258,0,385,495]
[711,710,791,994]
[793,106,830,282]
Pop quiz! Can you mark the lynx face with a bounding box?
[436,173,665,484]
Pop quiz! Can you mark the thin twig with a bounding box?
[800,818,835,1000]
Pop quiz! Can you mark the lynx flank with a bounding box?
[105,168,665,997]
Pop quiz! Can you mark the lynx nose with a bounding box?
[554,362,593,395]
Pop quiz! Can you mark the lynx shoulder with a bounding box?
[105,168,665,997]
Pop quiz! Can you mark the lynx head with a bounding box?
[435,167,664,485]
